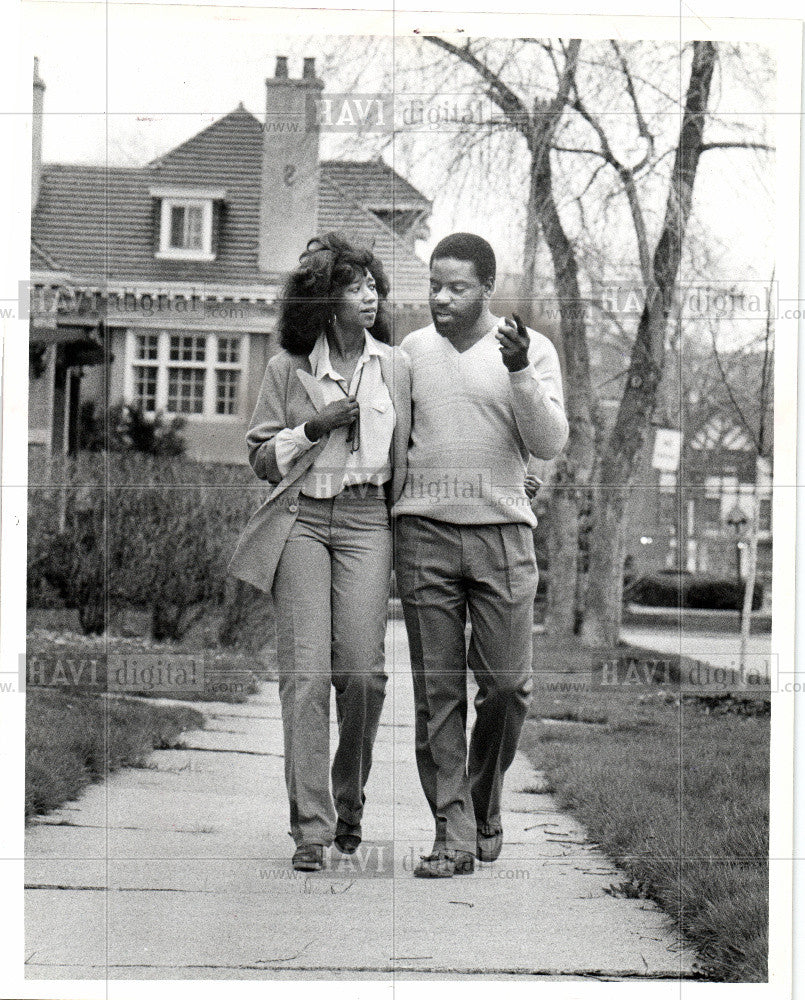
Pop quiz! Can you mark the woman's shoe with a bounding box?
[292,843,324,871]
[334,819,362,855]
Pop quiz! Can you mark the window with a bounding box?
[166,334,206,414]
[150,187,225,262]
[133,334,159,412]
[157,199,214,260]
[170,204,204,251]
[215,336,241,415]
[126,330,247,421]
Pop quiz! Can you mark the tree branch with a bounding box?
[700,141,775,152]
[571,92,653,285]
[610,39,655,173]
[422,36,528,130]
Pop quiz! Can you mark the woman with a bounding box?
[227,233,411,872]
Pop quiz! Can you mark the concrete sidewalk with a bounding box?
[25,621,695,980]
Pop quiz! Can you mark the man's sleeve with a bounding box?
[508,331,570,460]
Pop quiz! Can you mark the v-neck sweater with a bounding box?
[392,322,569,526]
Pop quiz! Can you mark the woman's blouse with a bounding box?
[274,330,395,498]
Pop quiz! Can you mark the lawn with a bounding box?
[25,628,262,821]
[25,627,262,701]
[26,687,205,820]
[523,634,770,982]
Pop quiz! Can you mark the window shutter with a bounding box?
[152,198,161,254]
[211,200,222,258]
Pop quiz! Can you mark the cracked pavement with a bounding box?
[25,620,695,980]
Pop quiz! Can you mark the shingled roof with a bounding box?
[31,106,431,300]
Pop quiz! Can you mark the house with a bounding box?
[620,343,774,593]
[622,417,773,592]
[28,56,432,465]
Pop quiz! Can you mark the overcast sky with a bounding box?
[22,1,776,284]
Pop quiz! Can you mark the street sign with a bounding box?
[651,428,682,472]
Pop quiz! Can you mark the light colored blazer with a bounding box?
[227,343,411,594]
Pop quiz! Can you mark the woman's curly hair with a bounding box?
[277,232,392,355]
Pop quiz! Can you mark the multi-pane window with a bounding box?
[126,331,246,420]
[132,334,159,411]
[167,334,207,415]
[167,367,205,414]
[215,336,241,415]
[133,366,158,412]
[169,334,206,364]
[216,369,240,415]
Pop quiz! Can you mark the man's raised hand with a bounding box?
[495,312,530,372]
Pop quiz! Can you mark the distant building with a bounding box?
[28,57,432,464]
[624,418,772,592]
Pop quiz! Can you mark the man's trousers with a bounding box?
[395,514,537,855]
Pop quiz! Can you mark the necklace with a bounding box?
[333,362,365,453]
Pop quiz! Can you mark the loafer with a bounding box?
[476,824,503,863]
[413,849,475,878]
[292,843,324,871]
[334,819,362,855]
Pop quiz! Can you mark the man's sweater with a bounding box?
[392,321,569,527]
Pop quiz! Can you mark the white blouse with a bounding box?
[274,331,395,498]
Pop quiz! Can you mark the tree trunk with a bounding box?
[545,486,579,634]
[528,132,595,639]
[580,40,717,648]
[583,487,627,646]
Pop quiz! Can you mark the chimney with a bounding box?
[32,57,45,209]
[258,56,325,275]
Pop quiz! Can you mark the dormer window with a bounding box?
[150,186,226,262]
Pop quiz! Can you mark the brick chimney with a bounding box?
[32,57,45,209]
[258,56,325,275]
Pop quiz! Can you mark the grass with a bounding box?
[523,634,770,982]
[26,687,205,820]
[25,627,263,821]
[25,627,261,702]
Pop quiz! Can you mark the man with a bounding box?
[393,233,569,878]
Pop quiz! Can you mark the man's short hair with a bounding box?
[430,233,496,285]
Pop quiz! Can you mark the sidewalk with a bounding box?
[25,621,695,980]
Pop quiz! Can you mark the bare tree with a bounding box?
[417,36,773,646]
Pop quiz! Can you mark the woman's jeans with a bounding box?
[272,487,391,847]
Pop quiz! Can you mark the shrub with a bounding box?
[625,571,763,611]
[79,401,187,456]
[27,451,261,641]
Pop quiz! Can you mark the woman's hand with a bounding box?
[524,474,542,500]
[305,398,360,441]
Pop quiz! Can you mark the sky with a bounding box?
[20,1,776,283]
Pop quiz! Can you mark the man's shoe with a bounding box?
[413,849,475,878]
[292,843,324,871]
[334,819,362,855]
[476,824,503,863]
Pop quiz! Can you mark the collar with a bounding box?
[309,330,383,382]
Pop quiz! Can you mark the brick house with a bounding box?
[28,56,432,464]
